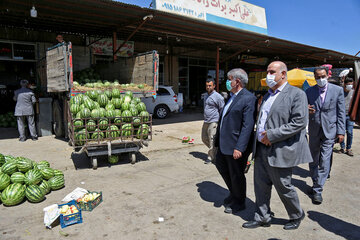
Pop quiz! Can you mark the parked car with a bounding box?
[141,85,179,119]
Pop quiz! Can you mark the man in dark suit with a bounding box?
[214,68,257,214]
[243,61,312,230]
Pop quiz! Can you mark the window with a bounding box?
[13,44,35,60]
[0,43,12,59]
[156,87,170,96]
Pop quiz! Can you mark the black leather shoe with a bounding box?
[312,193,323,204]
[224,203,246,214]
[19,138,26,142]
[242,220,271,229]
[283,211,305,230]
[31,137,38,141]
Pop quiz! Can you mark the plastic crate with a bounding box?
[76,191,103,211]
[58,200,83,228]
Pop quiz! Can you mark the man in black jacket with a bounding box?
[214,68,257,214]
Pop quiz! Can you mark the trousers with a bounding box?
[201,122,218,161]
[17,115,37,139]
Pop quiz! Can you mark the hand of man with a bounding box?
[233,149,242,159]
[337,134,344,143]
[260,131,271,146]
[308,104,316,114]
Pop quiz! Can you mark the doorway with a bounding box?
[189,66,208,106]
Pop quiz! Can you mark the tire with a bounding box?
[154,104,170,119]
[53,100,64,137]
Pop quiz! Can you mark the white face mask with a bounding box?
[346,85,353,91]
[316,78,328,87]
[266,74,277,88]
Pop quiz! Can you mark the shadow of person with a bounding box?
[293,166,309,178]
[292,178,312,199]
[196,181,256,221]
[307,211,360,240]
[189,151,208,162]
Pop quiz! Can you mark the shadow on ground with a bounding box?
[196,181,256,221]
[152,109,203,126]
[0,127,19,140]
[189,151,208,162]
[71,151,149,170]
[308,210,360,240]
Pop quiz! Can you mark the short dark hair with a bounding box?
[206,79,215,85]
[314,66,329,75]
[345,77,354,84]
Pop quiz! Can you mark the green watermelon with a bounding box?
[98,108,106,118]
[10,172,25,184]
[136,102,147,113]
[112,98,122,109]
[133,97,141,104]
[108,155,119,164]
[125,91,133,99]
[121,124,133,137]
[48,176,65,190]
[139,111,150,122]
[26,184,45,203]
[130,108,138,116]
[105,109,115,119]
[0,183,26,206]
[88,90,99,101]
[75,129,90,146]
[91,109,101,118]
[0,154,5,166]
[112,88,121,99]
[136,124,150,139]
[122,110,132,123]
[106,125,120,138]
[0,173,11,190]
[99,118,109,130]
[80,108,91,119]
[114,109,122,116]
[1,162,17,175]
[97,94,109,107]
[38,160,50,167]
[24,169,42,185]
[91,128,105,141]
[137,84,144,89]
[105,103,115,111]
[133,117,141,127]
[73,119,84,130]
[121,102,130,111]
[123,95,132,104]
[40,167,54,180]
[70,95,83,105]
[4,155,16,162]
[76,112,82,119]
[84,99,96,110]
[70,104,81,115]
[93,101,100,109]
[104,90,112,99]
[52,169,64,177]
[86,120,97,132]
[79,104,86,111]
[16,157,33,173]
[38,180,51,194]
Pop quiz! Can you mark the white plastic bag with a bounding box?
[62,187,88,202]
[43,204,60,229]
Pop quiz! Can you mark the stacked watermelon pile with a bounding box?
[70,90,151,146]
[73,68,148,91]
[0,153,65,206]
[0,112,17,128]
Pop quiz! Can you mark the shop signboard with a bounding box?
[153,0,267,34]
[90,38,134,57]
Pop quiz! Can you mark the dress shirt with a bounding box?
[257,82,288,142]
[318,83,328,105]
[220,89,242,131]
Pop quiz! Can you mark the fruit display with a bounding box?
[69,90,152,146]
[0,153,65,206]
[72,67,152,91]
[76,192,101,203]
[59,204,79,215]
[0,112,17,128]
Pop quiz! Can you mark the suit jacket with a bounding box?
[214,88,257,158]
[253,83,312,168]
[14,87,36,116]
[306,83,346,139]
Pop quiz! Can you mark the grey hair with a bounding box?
[227,68,248,87]
[20,79,29,87]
